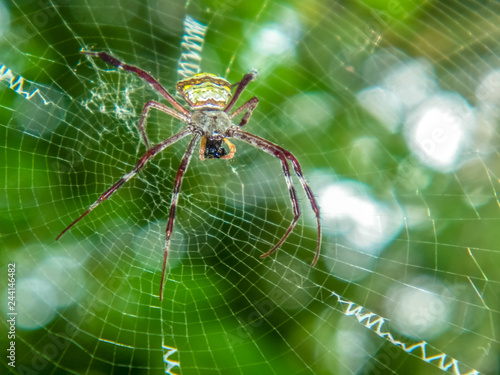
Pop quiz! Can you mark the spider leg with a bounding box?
[231,130,321,266]
[56,128,192,241]
[159,133,200,301]
[82,51,191,117]
[224,70,258,113]
[230,97,259,127]
[138,100,190,150]
[259,149,300,258]
[281,150,321,266]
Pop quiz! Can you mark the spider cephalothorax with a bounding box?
[190,108,235,160]
[57,51,322,300]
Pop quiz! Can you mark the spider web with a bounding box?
[1,0,500,374]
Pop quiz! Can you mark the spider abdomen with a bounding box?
[176,73,232,110]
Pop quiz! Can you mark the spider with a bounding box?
[57,51,321,300]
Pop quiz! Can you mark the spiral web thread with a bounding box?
[331,292,482,375]
[177,15,207,80]
[0,64,52,104]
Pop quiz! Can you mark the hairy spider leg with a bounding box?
[231,131,300,260]
[159,133,200,301]
[230,97,259,127]
[56,128,192,241]
[81,51,191,117]
[231,130,322,266]
[283,151,321,266]
[138,100,190,150]
[224,70,258,113]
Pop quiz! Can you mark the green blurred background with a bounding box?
[1,0,499,374]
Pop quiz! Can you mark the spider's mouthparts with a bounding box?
[204,138,227,159]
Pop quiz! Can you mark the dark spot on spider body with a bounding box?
[204,137,227,159]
